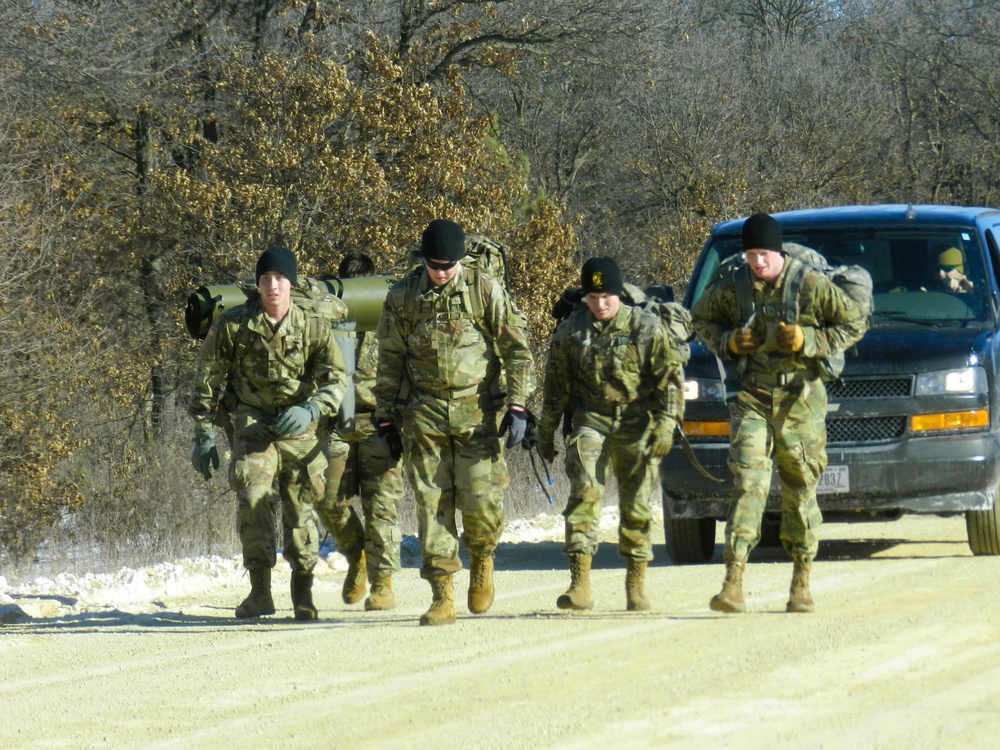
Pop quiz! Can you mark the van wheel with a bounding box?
[966,492,1000,555]
[665,516,716,564]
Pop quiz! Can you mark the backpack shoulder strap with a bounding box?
[781,256,808,324]
[733,263,755,322]
[469,266,485,322]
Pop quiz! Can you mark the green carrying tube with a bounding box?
[185,275,395,339]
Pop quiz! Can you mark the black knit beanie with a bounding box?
[581,257,624,295]
[421,219,466,262]
[741,213,783,252]
[256,245,298,286]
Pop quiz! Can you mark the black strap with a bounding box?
[674,424,725,484]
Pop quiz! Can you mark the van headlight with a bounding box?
[914,366,987,396]
[683,378,727,401]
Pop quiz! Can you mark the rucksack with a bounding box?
[406,232,509,288]
[722,242,873,380]
[213,277,352,445]
[464,233,508,288]
[551,282,692,364]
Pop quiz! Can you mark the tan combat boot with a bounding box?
[290,571,318,621]
[235,567,276,618]
[556,553,594,610]
[786,560,815,613]
[709,559,747,613]
[468,554,495,614]
[342,550,368,605]
[625,558,651,612]
[364,576,395,611]
[419,575,456,626]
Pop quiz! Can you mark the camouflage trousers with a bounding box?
[317,421,405,581]
[562,413,663,563]
[725,379,827,564]
[403,391,507,580]
[230,410,326,574]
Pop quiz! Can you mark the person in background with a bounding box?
[317,251,405,611]
[923,245,973,293]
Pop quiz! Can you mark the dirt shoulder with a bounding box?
[2,513,999,749]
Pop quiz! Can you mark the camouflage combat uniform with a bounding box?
[692,258,868,565]
[189,297,347,574]
[318,328,404,583]
[374,266,534,580]
[538,301,686,562]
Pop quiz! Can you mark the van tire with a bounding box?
[966,492,1000,555]
[665,516,716,565]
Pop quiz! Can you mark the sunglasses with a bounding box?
[934,264,958,273]
[425,259,458,271]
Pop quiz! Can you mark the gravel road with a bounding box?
[2,512,999,749]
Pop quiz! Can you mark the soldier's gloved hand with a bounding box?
[776,322,805,353]
[377,420,404,461]
[539,429,557,464]
[191,433,219,480]
[521,410,540,451]
[728,328,760,355]
[275,402,321,437]
[648,416,678,458]
[498,405,528,449]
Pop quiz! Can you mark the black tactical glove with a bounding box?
[498,405,528,449]
[538,428,557,464]
[377,420,404,461]
[275,402,321,438]
[521,410,540,450]
[191,433,220,480]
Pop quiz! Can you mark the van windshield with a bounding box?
[689,227,989,324]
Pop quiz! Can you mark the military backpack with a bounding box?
[552,282,693,364]
[717,241,873,380]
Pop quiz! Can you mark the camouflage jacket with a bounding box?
[189,297,347,434]
[353,330,378,413]
[692,257,868,378]
[538,303,686,439]
[374,265,534,420]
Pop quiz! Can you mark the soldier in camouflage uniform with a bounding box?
[374,219,534,626]
[537,257,686,612]
[317,251,405,611]
[692,213,868,614]
[189,246,347,621]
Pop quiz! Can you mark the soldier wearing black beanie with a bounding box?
[256,245,298,287]
[581,257,624,296]
[421,219,467,262]
[741,213,783,253]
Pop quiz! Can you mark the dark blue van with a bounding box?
[662,204,1000,563]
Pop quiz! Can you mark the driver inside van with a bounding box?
[922,245,973,293]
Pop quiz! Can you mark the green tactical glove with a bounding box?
[191,433,220,480]
[648,416,678,458]
[275,402,321,438]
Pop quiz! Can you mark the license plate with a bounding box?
[817,465,849,494]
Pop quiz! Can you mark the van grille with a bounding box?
[827,416,907,444]
[827,377,912,399]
